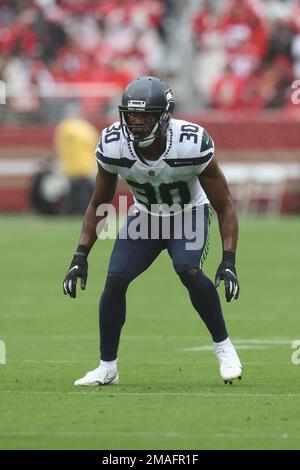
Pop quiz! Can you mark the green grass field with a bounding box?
[0,214,300,450]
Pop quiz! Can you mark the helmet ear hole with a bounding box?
[166,89,175,115]
[168,100,175,115]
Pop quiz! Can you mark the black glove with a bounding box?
[63,245,89,299]
[215,251,239,302]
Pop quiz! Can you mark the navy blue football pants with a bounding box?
[99,205,228,360]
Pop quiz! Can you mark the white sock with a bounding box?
[100,359,117,370]
[213,337,232,349]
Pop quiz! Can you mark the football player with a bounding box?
[63,76,242,386]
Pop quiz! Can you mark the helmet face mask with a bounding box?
[118,76,175,147]
[123,111,162,140]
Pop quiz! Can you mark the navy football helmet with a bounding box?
[119,76,175,147]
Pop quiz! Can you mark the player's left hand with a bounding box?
[215,252,239,302]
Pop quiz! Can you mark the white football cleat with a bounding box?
[74,365,119,386]
[213,338,243,384]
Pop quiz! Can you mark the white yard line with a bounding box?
[179,338,294,352]
[234,339,293,345]
[179,345,272,351]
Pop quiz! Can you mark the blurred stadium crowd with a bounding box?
[1,0,300,122]
[193,0,300,112]
[0,0,170,122]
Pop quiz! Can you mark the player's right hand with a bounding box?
[63,253,88,299]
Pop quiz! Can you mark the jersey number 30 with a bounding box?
[126,180,191,208]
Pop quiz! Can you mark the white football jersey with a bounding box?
[96,118,214,215]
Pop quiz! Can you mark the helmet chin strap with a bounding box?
[136,120,160,148]
[138,137,155,148]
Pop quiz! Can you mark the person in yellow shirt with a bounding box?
[55,113,98,214]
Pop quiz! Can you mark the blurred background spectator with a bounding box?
[30,153,68,215]
[54,103,98,215]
